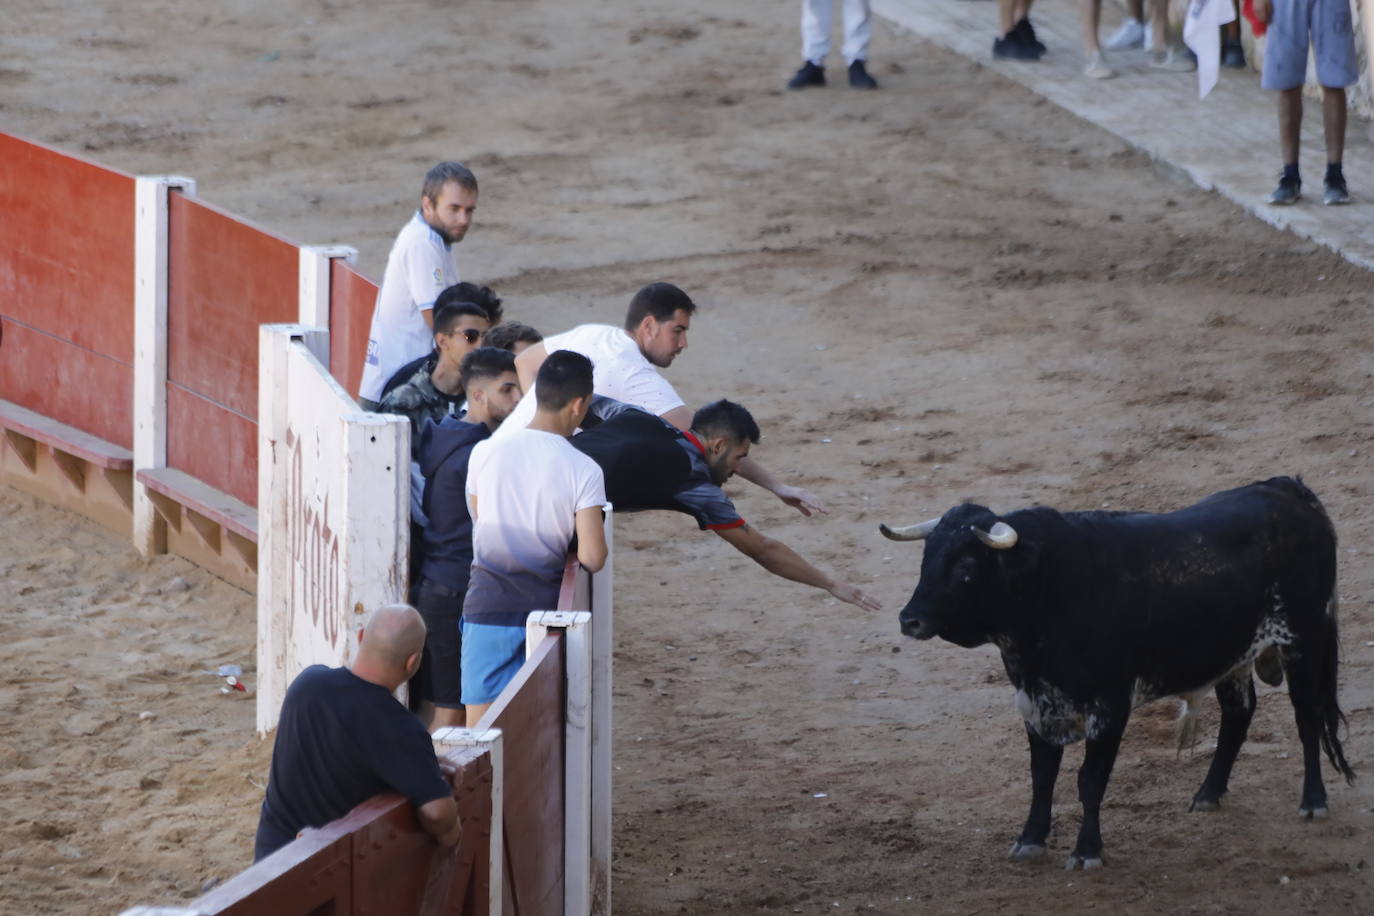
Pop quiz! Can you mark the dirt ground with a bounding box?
[3,0,1373,912]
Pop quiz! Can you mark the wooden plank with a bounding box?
[187,823,352,915]
[486,632,566,916]
[0,396,133,469]
[50,448,86,493]
[328,259,379,399]
[136,466,257,542]
[165,375,259,508]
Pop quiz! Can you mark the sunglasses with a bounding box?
[450,328,485,344]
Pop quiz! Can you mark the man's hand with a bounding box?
[828,580,882,612]
[774,484,829,517]
[1253,0,1272,22]
[434,816,463,848]
[437,757,459,784]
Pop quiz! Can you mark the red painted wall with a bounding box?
[328,260,378,399]
[0,134,136,447]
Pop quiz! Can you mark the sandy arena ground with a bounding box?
[3,0,1373,912]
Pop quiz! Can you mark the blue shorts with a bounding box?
[1260,0,1358,91]
[460,620,528,705]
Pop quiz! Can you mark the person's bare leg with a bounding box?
[465,702,493,727]
[1150,0,1168,49]
[1081,0,1103,54]
[1278,88,1303,166]
[1322,87,1346,165]
[1127,0,1145,20]
[429,706,466,732]
[417,699,436,728]
[999,0,1017,36]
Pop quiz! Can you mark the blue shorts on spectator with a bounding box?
[460,620,529,705]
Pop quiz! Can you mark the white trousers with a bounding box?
[801,0,872,65]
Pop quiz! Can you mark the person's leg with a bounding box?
[842,0,878,87]
[1278,88,1303,166]
[1105,0,1147,49]
[1221,1,1245,68]
[998,0,1017,37]
[1260,0,1308,203]
[1081,0,1115,77]
[801,0,831,65]
[1321,87,1346,165]
[1149,0,1195,68]
[465,701,493,727]
[432,705,466,730]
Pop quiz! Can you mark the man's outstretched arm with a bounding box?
[659,406,827,517]
[714,523,880,611]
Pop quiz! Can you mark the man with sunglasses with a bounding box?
[377,301,491,453]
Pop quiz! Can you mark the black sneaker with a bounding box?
[848,59,878,89]
[1268,172,1301,205]
[787,61,825,89]
[992,32,1041,60]
[1324,175,1350,206]
[1014,17,1046,55]
[1220,39,1245,69]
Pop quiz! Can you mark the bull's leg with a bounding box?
[1011,724,1063,859]
[1066,715,1128,870]
[1190,671,1257,812]
[1286,665,1331,819]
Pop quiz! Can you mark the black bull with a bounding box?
[882,476,1355,869]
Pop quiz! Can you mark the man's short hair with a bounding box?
[460,347,517,391]
[535,350,594,411]
[443,281,502,324]
[432,301,489,337]
[422,161,478,201]
[691,400,760,444]
[623,282,696,332]
[484,321,543,352]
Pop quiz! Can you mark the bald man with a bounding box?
[253,604,462,861]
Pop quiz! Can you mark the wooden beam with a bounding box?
[3,429,37,473]
[186,507,222,553]
[50,449,87,494]
[145,487,182,532]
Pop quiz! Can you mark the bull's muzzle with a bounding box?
[900,616,937,640]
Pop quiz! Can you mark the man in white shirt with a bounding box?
[461,350,608,724]
[358,162,479,409]
[510,282,826,517]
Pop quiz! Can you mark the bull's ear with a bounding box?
[996,539,1039,578]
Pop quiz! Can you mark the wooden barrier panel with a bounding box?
[329,260,378,400]
[0,133,135,448]
[481,633,566,916]
[169,746,493,916]
[166,192,299,506]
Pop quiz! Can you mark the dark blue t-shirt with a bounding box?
[253,665,451,861]
[418,416,491,592]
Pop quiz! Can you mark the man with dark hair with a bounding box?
[376,301,490,451]
[253,604,461,861]
[411,348,522,731]
[380,282,505,400]
[484,321,543,354]
[570,398,880,611]
[461,351,607,724]
[358,162,480,409]
[507,282,826,518]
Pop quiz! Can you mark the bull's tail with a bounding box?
[1318,593,1356,785]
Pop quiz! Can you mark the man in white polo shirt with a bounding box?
[358,162,479,409]
[509,282,826,517]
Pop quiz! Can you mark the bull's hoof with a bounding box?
[1298,805,1329,821]
[1065,855,1104,870]
[1009,842,1047,859]
[1190,797,1221,813]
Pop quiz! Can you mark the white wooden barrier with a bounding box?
[255,324,409,734]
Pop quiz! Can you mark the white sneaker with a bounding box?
[1084,51,1116,79]
[1105,17,1145,50]
[1149,48,1196,71]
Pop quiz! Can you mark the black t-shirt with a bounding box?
[253,665,451,861]
[571,401,744,531]
[418,416,491,592]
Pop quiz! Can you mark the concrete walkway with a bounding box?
[874,0,1374,270]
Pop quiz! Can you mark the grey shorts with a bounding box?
[1260,0,1358,91]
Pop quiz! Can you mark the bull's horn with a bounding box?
[879,518,941,541]
[972,522,1018,550]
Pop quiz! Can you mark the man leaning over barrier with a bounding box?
[505,281,828,519]
[253,604,461,862]
[572,397,881,612]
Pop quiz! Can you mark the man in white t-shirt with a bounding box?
[461,350,608,724]
[358,162,479,409]
[509,282,826,517]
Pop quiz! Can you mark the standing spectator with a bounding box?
[484,321,543,355]
[1100,0,1194,69]
[786,0,879,90]
[411,347,522,731]
[376,301,491,452]
[572,397,881,611]
[993,0,1046,60]
[380,282,505,401]
[253,604,460,861]
[508,282,827,518]
[461,351,607,725]
[358,162,479,410]
[1258,0,1356,205]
